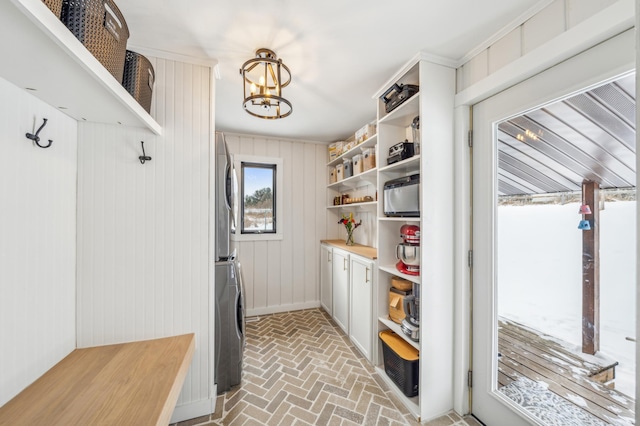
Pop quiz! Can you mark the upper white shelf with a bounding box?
[379,155,420,174]
[1,0,162,135]
[328,167,377,191]
[327,134,377,167]
[378,94,419,127]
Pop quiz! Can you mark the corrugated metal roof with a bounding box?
[497,73,636,196]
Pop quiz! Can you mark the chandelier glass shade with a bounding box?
[240,48,292,119]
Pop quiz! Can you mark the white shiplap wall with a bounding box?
[456,0,625,92]
[0,77,77,405]
[225,134,327,316]
[76,58,213,418]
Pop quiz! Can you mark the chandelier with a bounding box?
[240,48,292,119]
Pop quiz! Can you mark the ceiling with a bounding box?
[117,0,546,142]
[497,73,636,196]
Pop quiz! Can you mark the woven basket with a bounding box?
[61,0,129,82]
[42,0,63,18]
[122,50,155,113]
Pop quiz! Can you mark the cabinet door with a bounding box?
[331,248,349,334]
[320,244,332,315]
[349,255,373,360]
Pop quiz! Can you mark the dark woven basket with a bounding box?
[61,0,129,82]
[42,0,63,18]
[122,50,155,113]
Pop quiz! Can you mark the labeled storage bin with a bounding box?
[352,154,363,175]
[343,159,353,179]
[42,0,63,17]
[61,0,130,82]
[379,330,419,397]
[329,167,337,184]
[336,163,344,181]
[328,141,343,161]
[122,50,155,113]
[362,146,376,171]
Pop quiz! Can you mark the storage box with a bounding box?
[336,163,344,181]
[362,146,376,171]
[352,154,363,175]
[379,330,419,397]
[328,141,344,161]
[122,50,155,113]
[356,123,376,143]
[61,0,130,82]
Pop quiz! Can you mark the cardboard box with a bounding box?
[356,123,376,143]
[328,141,344,161]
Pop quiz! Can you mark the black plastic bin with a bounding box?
[379,329,419,397]
[42,0,63,18]
[122,50,155,113]
[61,0,129,82]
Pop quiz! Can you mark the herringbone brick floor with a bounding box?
[172,308,479,426]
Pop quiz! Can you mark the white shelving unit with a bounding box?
[373,57,455,422]
[1,0,162,135]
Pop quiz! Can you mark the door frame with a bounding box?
[466,29,635,425]
[452,1,636,413]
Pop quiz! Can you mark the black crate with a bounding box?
[61,0,129,82]
[42,0,63,18]
[379,330,419,397]
[123,50,155,113]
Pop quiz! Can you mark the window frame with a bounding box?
[231,154,283,242]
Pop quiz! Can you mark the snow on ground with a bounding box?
[498,200,636,398]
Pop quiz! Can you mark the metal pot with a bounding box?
[396,243,420,266]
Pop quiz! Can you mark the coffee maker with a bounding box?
[401,282,420,341]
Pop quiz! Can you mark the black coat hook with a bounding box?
[25,118,53,148]
[139,141,152,164]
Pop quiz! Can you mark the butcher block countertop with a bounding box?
[321,239,377,260]
[0,333,195,426]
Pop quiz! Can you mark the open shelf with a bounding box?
[327,201,377,212]
[327,134,377,167]
[379,265,421,285]
[379,216,420,222]
[379,155,420,174]
[378,94,419,127]
[1,0,162,135]
[328,167,377,191]
[378,317,419,350]
[374,366,420,418]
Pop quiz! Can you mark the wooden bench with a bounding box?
[0,334,195,426]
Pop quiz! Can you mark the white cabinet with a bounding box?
[320,244,333,315]
[349,254,374,360]
[331,247,350,334]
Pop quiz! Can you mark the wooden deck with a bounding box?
[498,318,635,425]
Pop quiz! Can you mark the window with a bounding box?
[232,155,283,241]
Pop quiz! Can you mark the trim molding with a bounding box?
[127,44,218,68]
[246,301,321,317]
[170,397,216,424]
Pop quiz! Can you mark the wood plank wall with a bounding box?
[224,134,327,316]
[76,58,212,413]
[456,0,620,92]
[0,77,78,406]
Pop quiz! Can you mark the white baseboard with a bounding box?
[170,394,216,424]
[246,301,321,317]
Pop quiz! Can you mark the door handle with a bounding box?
[343,258,347,271]
[365,267,370,283]
[328,252,332,263]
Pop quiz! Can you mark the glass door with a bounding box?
[471,31,635,426]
